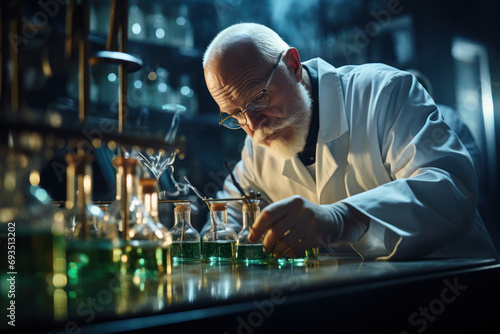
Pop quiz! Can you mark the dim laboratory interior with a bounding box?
[1,0,500,333]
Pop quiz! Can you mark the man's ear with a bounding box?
[283,47,302,82]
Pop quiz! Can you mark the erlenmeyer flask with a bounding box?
[236,200,271,263]
[170,201,201,262]
[202,201,236,262]
[106,157,167,277]
[63,153,121,286]
[139,178,172,274]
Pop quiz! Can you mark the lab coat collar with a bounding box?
[303,58,349,143]
[282,155,316,193]
[280,58,348,195]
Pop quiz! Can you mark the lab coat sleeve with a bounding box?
[341,72,478,260]
[200,136,273,236]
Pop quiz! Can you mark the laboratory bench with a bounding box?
[6,254,500,334]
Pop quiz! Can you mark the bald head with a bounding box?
[202,23,289,70]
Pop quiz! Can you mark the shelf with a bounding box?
[0,116,185,154]
[88,33,203,62]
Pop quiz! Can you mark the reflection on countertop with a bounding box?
[58,254,494,327]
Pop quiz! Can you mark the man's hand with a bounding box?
[248,195,343,258]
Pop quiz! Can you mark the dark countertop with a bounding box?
[9,254,499,334]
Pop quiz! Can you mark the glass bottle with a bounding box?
[64,153,121,286]
[236,200,271,263]
[139,178,172,274]
[176,74,198,117]
[146,3,168,45]
[170,201,201,262]
[202,201,237,262]
[97,68,119,105]
[0,148,66,322]
[128,0,146,41]
[169,4,194,48]
[150,67,174,109]
[106,157,166,277]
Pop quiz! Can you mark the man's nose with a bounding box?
[245,110,267,131]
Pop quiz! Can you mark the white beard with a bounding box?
[253,80,312,160]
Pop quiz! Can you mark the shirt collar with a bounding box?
[297,64,320,166]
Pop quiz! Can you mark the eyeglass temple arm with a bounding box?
[264,52,283,91]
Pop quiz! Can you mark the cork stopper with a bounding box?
[210,202,227,211]
[139,178,157,194]
[174,202,191,213]
[112,157,139,175]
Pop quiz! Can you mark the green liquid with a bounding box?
[124,241,163,277]
[278,248,320,264]
[236,244,271,262]
[171,241,201,261]
[305,247,319,258]
[162,245,172,274]
[66,240,122,286]
[66,240,122,316]
[202,241,235,261]
[1,225,66,322]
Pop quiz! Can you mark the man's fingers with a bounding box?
[271,228,307,258]
[262,222,295,254]
[248,198,295,242]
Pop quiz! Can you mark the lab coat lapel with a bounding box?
[315,133,339,201]
[280,58,349,199]
[281,156,316,193]
[313,58,350,201]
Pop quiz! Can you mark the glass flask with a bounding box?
[236,200,271,263]
[202,201,237,262]
[106,157,167,277]
[0,148,66,322]
[150,67,174,109]
[63,153,121,286]
[169,4,194,48]
[146,3,168,45]
[305,247,320,259]
[170,201,201,262]
[176,74,198,117]
[277,247,320,264]
[128,0,146,41]
[63,153,122,316]
[139,178,172,274]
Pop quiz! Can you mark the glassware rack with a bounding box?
[0,0,185,325]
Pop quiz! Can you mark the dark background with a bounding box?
[6,0,500,251]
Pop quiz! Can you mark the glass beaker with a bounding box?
[202,201,236,262]
[170,201,201,262]
[236,200,271,263]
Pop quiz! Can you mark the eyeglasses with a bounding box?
[219,52,283,130]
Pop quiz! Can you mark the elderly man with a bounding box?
[202,23,497,260]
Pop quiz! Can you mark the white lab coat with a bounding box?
[214,58,498,260]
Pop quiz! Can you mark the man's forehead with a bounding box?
[205,54,265,92]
